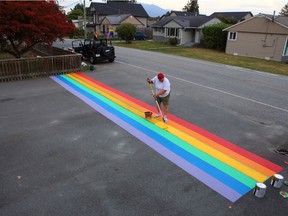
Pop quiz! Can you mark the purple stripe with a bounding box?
[51,76,242,202]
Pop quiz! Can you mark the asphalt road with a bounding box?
[1,43,288,215]
[53,39,75,50]
[111,45,288,156]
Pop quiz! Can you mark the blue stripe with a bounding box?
[55,75,251,195]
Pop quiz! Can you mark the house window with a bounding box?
[228,32,237,41]
[155,27,164,33]
[166,28,179,37]
[284,38,288,56]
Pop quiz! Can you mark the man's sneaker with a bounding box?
[154,113,161,118]
[163,115,168,123]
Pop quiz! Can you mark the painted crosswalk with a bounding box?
[51,72,282,202]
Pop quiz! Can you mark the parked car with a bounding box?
[71,38,115,64]
[134,32,147,40]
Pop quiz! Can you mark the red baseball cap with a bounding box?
[157,73,164,79]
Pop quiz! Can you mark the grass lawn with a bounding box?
[114,41,288,76]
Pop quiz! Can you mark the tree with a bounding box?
[0,1,76,58]
[216,14,238,25]
[116,23,136,43]
[279,3,288,16]
[67,3,84,21]
[183,0,199,13]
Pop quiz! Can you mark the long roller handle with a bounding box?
[149,83,165,122]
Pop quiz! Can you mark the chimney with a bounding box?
[272,10,275,22]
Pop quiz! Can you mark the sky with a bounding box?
[59,0,287,16]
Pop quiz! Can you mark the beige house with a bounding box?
[99,14,144,36]
[87,2,149,34]
[224,14,288,62]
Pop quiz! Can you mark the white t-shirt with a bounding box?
[151,76,171,97]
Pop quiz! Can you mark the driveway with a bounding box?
[1,47,288,215]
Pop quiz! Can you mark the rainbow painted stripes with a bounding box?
[51,72,282,202]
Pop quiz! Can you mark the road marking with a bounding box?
[115,46,288,81]
[116,60,288,114]
[52,73,283,202]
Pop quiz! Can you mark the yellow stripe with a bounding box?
[70,73,276,178]
[68,73,268,182]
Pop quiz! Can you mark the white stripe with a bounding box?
[116,60,288,114]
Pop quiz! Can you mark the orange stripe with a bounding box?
[71,72,280,176]
[168,121,275,176]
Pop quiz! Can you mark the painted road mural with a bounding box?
[51,72,282,202]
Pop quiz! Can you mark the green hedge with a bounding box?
[202,23,230,51]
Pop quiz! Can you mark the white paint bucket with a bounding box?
[253,183,266,198]
[270,174,284,188]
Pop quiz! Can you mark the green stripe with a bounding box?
[61,74,257,188]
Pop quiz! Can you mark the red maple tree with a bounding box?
[0,1,76,58]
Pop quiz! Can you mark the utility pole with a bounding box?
[83,0,87,39]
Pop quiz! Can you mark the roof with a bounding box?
[100,14,131,25]
[263,14,288,27]
[160,10,206,20]
[152,16,217,28]
[223,13,288,31]
[88,2,149,18]
[170,11,198,16]
[210,11,253,21]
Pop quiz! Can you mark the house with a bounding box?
[224,14,288,62]
[72,18,84,30]
[169,11,197,16]
[166,10,201,17]
[152,16,222,46]
[210,11,253,23]
[99,14,144,36]
[87,2,149,35]
[159,10,206,20]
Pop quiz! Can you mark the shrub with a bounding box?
[202,23,230,50]
[116,23,136,43]
[168,37,178,45]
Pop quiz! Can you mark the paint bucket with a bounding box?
[271,174,284,188]
[89,65,94,71]
[144,111,153,119]
[253,183,266,198]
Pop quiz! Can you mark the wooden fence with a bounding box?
[0,44,82,82]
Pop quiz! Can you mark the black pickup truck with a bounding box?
[72,38,115,64]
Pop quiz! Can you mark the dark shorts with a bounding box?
[157,93,170,106]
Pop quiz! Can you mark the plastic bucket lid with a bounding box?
[274,174,284,179]
[256,183,266,188]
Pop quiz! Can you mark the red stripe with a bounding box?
[76,72,283,173]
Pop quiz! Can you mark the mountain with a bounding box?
[141,3,169,18]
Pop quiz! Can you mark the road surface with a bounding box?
[1,43,287,215]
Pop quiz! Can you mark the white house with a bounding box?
[152,16,222,46]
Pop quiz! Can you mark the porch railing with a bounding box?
[0,44,82,82]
